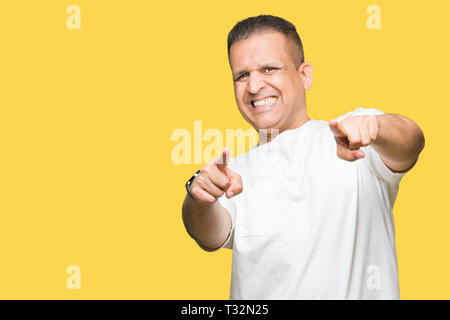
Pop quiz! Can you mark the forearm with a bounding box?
[182,195,232,249]
[372,114,425,172]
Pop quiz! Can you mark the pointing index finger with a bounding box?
[215,147,229,172]
[329,119,347,138]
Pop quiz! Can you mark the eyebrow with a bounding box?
[233,62,282,78]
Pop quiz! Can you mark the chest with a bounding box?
[234,151,358,238]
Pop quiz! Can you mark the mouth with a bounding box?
[250,96,279,112]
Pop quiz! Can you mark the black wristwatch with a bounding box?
[185,169,201,200]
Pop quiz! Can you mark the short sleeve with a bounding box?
[334,106,385,121]
[196,193,236,252]
[361,144,412,187]
[334,107,412,187]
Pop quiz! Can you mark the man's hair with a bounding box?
[227,15,305,69]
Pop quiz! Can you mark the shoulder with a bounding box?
[334,107,385,121]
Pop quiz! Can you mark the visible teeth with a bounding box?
[253,97,278,107]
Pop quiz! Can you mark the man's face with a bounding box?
[229,31,311,133]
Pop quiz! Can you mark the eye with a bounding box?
[235,73,249,82]
[263,66,276,72]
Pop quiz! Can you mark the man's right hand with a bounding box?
[189,147,243,204]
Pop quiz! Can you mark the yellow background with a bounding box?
[0,0,448,299]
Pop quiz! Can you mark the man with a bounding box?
[182,15,425,299]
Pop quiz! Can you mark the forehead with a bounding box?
[229,31,291,71]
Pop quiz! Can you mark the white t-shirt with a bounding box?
[199,107,413,299]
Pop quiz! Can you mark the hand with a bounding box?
[329,115,379,162]
[189,147,243,204]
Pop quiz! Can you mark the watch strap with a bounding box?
[185,169,201,201]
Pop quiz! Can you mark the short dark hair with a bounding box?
[227,15,304,68]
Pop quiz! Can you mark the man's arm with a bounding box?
[329,113,425,173]
[182,147,242,251]
[371,114,425,173]
[182,195,232,250]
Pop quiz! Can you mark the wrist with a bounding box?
[185,169,201,201]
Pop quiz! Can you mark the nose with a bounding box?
[247,71,266,94]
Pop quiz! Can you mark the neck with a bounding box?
[257,116,310,146]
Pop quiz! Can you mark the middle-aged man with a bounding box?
[182,15,425,299]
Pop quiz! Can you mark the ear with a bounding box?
[297,62,313,90]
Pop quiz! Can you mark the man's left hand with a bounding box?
[329,115,379,162]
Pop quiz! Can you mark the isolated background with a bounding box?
[0,0,448,299]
